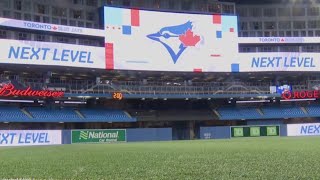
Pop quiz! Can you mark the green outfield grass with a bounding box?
[1,137,320,179]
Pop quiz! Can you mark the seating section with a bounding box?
[0,107,29,121]
[80,109,135,122]
[26,107,81,122]
[218,107,262,120]
[261,106,306,119]
[4,105,320,122]
[0,106,136,122]
[305,105,320,117]
[218,106,308,120]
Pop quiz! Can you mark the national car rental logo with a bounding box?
[79,131,89,140]
[147,21,201,64]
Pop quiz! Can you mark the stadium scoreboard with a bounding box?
[112,92,123,100]
[231,126,280,138]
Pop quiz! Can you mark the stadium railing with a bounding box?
[3,76,314,96]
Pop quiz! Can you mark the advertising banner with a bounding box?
[231,126,280,138]
[287,123,320,136]
[0,18,104,37]
[238,37,320,44]
[236,52,320,72]
[0,39,106,69]
[104,6,238,72]
[71,129,126,143]
[0,130,61,146]
[238,37,306,44]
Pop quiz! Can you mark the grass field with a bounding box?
[1,137,320,179]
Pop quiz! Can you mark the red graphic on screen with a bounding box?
[179,29,200,47]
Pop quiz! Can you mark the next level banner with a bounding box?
[0,130,61,146]
[0,39,106,69]
[236,52,320,72]
[287,123,320,136]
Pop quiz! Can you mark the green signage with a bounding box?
[72,129,126,143]
[233,127,244,137]
[250,127,260,137]
[231,126,280,138]
[267,126,278,136]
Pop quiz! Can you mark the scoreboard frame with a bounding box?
[230,125,280,138]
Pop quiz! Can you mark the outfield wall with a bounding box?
[200,125,288,139]
[2,124,320,146]
[126,128,172,142]
[200,127,231,139]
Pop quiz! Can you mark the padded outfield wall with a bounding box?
[2,124,320,146]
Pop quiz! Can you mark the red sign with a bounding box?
[282,90,320,100]
[0,83,64,98]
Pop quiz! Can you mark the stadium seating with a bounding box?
[218,106,310,120]
[26,107,82,122]
[218,107,262,120]
[261,106,306,119]
[305,105,320,117]
[18,107,136,122]
[0,106,29,121]
[79,108,136,122]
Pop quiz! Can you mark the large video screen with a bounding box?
[104,6,238,72]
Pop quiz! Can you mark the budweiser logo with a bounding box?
[0,83,64,98]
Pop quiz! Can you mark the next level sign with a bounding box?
[287,123,320,136]
[0,130,61,146]
[0,39,106,69]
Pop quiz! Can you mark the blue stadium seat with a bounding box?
[261,106,306,119]
[218,106,308,120]
[0,106,29,121]
[79,108,136,122]
[26,107,81,122]
[305,105,320,117]
[218,107,262,120]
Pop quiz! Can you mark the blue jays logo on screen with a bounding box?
[276,85,292,94]
[147,21,200,64]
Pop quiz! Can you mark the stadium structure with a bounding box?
[0,0,320,145]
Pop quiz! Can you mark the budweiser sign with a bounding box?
[0,83,64,98]
[281,90,320,100]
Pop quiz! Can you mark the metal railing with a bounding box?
[1,76,314,95]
